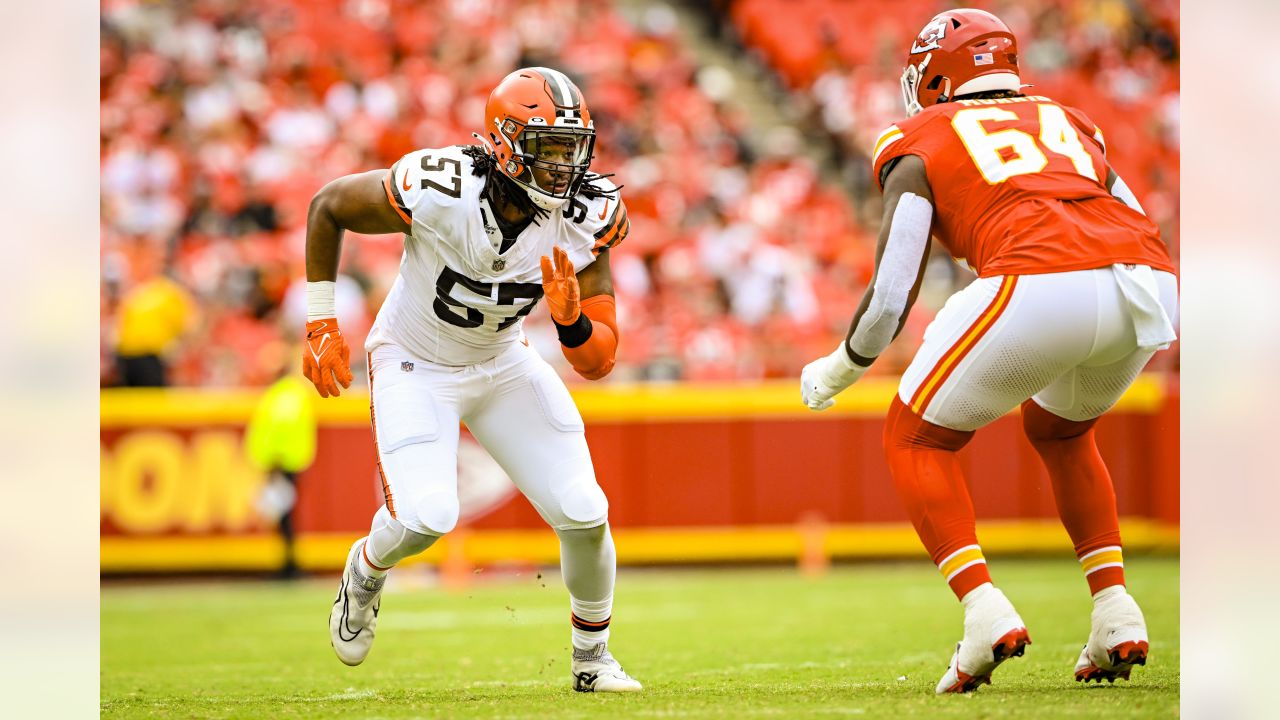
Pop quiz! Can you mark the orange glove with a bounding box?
[303,318,353,397]
[540,246,580,325]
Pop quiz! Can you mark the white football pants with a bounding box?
[367,340,608,536]
[899,264,1178,431]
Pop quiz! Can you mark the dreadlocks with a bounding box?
[462,144,547,222]
[579,171,623,201]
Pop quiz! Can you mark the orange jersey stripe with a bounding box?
[910,276,1018,415]
[593,212,627,252]
[382,171,412,226]
[367,352,396,518]
[593,204,628,252]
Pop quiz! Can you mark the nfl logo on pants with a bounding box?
[401,361,414,372]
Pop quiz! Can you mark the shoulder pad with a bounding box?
[385,146,478,223]
[562,178,628,255]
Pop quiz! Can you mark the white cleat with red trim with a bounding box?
[1074,586,1149,684]
[935,584,1032,694]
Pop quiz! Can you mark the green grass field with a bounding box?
[101,557,1178,719]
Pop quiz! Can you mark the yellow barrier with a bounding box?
[101,374,1169,426]
[101,375,1176,573]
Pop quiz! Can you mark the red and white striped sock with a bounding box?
[937,544,993,600]
[1078,544,1126,596]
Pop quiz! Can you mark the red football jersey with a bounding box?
[871,95,1174,278]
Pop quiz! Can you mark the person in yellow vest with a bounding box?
[113,255,196,386]
[245,346,318,578]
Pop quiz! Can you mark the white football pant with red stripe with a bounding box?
[899,264,1178,431]
[367,339,609,537]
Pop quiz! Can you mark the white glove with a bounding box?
[800,344,868,411]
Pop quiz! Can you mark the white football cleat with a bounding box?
[330,539,385,666]
[571,643,643,693]
[1074,586,1149,684]
[935,585,1032,694]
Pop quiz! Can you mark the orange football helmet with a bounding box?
[900,9,1021,117]
[479,67,595,210]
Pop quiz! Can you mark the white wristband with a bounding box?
[306,281,337,321]
[831,344,869,385]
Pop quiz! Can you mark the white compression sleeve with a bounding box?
[557,523,616,650]
[363,504,438,575]
[848,192,932,359]
[1110,174,1146,216]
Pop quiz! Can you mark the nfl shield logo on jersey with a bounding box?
[401,361,414,372]
[492,259,506,272]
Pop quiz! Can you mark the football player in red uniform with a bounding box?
[800,9,1177,693]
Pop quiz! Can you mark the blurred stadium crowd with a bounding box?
[100,0,1179,387]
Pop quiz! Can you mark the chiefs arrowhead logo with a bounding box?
[911,17,949,54]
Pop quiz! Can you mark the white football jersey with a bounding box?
[365,145,628,366]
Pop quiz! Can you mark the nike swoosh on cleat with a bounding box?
[336,575,363,642]
[573,672,599,692]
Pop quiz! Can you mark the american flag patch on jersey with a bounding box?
[973,53,994,66]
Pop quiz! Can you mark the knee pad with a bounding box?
[1021,400,1098,443]
[409,491,460,536]
[555,521,608,545]
[554,475,609,529]
[560,484,608,527]
[884,395,974,453]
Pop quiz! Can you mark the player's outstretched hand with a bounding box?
[540,246,581,326]
[303,318,353,398]
[800,345,869,411]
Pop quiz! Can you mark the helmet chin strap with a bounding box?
[471,131,500,158]
[935,77,953,105]
[526,187,568,210]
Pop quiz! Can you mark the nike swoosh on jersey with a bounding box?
[597,199,609,220]
[401,171,412,192]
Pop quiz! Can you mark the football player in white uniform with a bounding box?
[303,67,640,693]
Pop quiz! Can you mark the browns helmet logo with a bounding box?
[911,17,949,54]
[482,66,597,210]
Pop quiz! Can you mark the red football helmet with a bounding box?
[479,67,595,210]
[900,9,1021,117]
